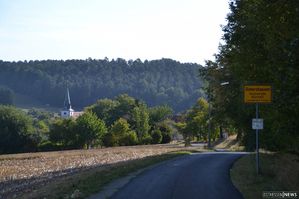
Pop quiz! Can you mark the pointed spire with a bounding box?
[64,87,72,110]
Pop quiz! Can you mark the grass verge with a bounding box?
[230,152,299,199]
[213,134,245,151]
[21,151,191,199]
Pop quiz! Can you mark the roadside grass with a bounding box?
[21,151,191,199]
[231,152,299,199]
[213,134,245,151]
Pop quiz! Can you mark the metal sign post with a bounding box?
[255,103,259,174]
[244,85,272,175]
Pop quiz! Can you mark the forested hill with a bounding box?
[0,58,203,112]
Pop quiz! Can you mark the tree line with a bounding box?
[0,94,175,154]
[200,0,299,152]
[0,58,202,112]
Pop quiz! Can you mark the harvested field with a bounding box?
[0,144,191,198]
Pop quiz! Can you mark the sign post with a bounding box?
[244,85,271,174]
[255,104,260,174]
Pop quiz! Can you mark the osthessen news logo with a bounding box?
[263,191,298,198]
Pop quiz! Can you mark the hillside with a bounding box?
[0,58,203,112]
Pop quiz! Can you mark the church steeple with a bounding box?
[64,87,72,110]
[61,87,74,118]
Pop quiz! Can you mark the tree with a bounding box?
[49,118,76,149]
[175,122,190,146]
[132,104,150,140]
[0,105,34,153]
[151,129,162,144]
[106,118,138,146]
[185,98,209,141]
[158,122,172,144]
[148,105,173,126]
[175,98,217,146]
[75,111,107,148]
[87,98,119,126]
[112,94,138,123]
[200,0,299,151]
[0,58,203,112]
[0,86,14,105]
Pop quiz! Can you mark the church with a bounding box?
[61,88,83,118]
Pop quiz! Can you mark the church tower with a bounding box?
[61,88,74,118]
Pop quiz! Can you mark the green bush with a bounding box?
[120,131,138,146]
[151,129,162,144]
[141,133,152,145]
[102,133,118,147]
[161,131,172,143]
[38,140,62,152]
[158,123,172,144]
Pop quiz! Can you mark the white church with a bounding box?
[61,88,83,118]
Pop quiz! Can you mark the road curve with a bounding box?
[95,152,247,199]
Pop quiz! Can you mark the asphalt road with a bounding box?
[109,152,246,199]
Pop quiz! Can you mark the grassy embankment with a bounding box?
[20,151,190,199]
[231,152,299,199]
[213,134,245,151]
[215,135,299,198]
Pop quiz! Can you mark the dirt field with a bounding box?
[0,144,189,198]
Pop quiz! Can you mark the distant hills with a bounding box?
[0,58,203,112]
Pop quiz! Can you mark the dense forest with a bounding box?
[0,58,203,112]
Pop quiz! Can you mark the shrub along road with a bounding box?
[91,152,248,199]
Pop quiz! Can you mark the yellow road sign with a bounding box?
[244,85,272,103]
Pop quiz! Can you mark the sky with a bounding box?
[0,0,230,65]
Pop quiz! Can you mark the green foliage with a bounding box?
[38,140,62,152]
[132,103,150,140]
[102,133,117,147]
[107,118,138,146]
[120,131,138,146]
[158,123,172,144]
[174,98,219,146]
[149,105,173,125]
[0,59,202,112]
[114,94,137,118]
[110,118,131,137]
[49,118,77,149]
[161,131,172,144]
[0,86,14,105]
[28,109,52,144]
[140,133,153,145]
[32,120,49,143]
[185,98,209,140]
[87,94,139,127]
[151,129,162,144]
[27,108,52,121]
[200,0,299,151]
[0,105,34,153]
[175,122,190,146]
[75,111,107,148]
[0,93,176,153]
[86,98,119,126]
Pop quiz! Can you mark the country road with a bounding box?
[91,152,248,199]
